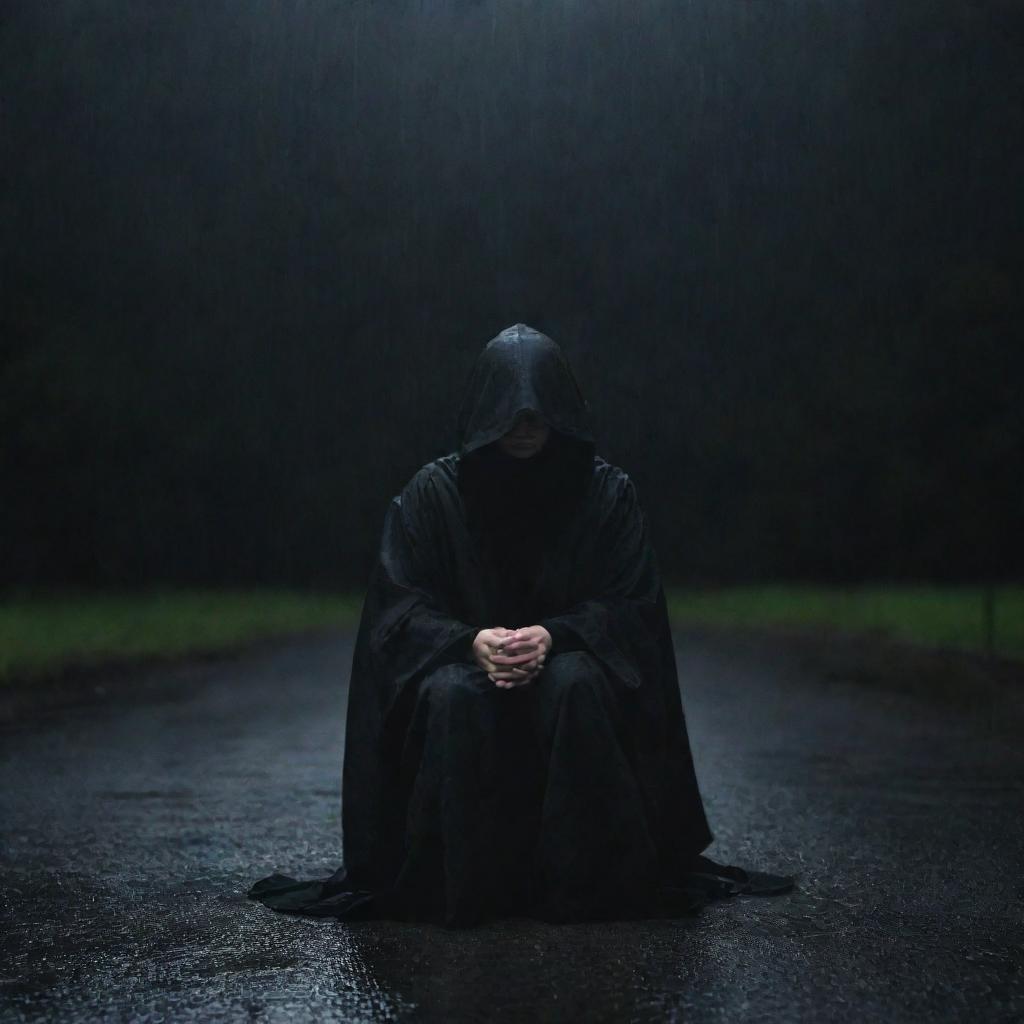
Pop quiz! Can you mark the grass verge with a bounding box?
[0,588,361,685]
[665,584,1024,661]
[2,584,1020,688]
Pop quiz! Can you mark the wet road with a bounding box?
[2,630,1022,1023]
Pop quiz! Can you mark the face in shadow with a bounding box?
[495,410,551,459]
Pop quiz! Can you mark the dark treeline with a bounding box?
[2,0,1021,589]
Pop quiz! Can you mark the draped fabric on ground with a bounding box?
[248,324,724,926]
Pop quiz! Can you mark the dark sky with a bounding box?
[3,0,1022,587]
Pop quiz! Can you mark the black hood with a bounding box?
[455,324,595,457]
[455,324,596,556]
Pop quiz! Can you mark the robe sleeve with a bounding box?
[534,470,661,690]
[537,617,587,654]
[368,487,479,715]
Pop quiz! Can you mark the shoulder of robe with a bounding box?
[395,455,461,527]
[588,455,643,524]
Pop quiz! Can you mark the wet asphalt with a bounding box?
[1,629,1022,1023]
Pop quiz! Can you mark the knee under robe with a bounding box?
[250,649,708,927]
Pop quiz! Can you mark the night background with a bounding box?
[2,3,1023,1022]
[4,0,1021,589]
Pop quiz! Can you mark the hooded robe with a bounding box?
[248,324,732,926]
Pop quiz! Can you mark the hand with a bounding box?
[471,627,525,687]
[471,627,515,676]
[477,625,551,689]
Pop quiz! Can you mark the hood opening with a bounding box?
[455,325,596,539]
[455,323,595,458]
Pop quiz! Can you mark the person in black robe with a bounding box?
[248,323,794,927]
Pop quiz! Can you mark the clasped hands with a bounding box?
[471,625,551,689]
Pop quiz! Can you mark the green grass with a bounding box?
[0,588,362,684]
[2,584,1021,685]
[666,585,1024,660]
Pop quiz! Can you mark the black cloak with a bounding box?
[248,324,731,925]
